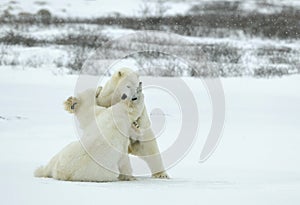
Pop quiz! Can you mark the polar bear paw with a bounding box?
[132,120,140,129]
[118,174,136,181]
[131,120,144,137]
[64,97,79,114]
[152,171,170,179]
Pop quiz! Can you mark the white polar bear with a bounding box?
[34,83,144,182]
[97,68,169,178]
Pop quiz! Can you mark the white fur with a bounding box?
[98,68,140,107]
[35,87,144,182]
[97,68,169,178]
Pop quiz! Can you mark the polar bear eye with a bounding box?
[121,93,127,100]
[127,85,131,88]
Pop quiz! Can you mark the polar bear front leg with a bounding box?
[130,108,169,179]
[118,155,136,181]
[130,131,169,179]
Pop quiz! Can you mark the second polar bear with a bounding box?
[97,68,169,178]
[34,83,144,182]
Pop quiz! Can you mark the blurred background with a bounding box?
[0,0,299,77]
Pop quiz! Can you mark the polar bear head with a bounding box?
[97,68,141,107]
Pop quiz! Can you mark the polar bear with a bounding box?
[97,68,169,178]
[34,83,144,182]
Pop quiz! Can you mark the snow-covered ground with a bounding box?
[0,67,300,204]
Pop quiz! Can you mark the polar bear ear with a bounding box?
[118,71,122,77]
[121,93,127,100]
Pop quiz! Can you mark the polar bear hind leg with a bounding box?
[34,153,59,178]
